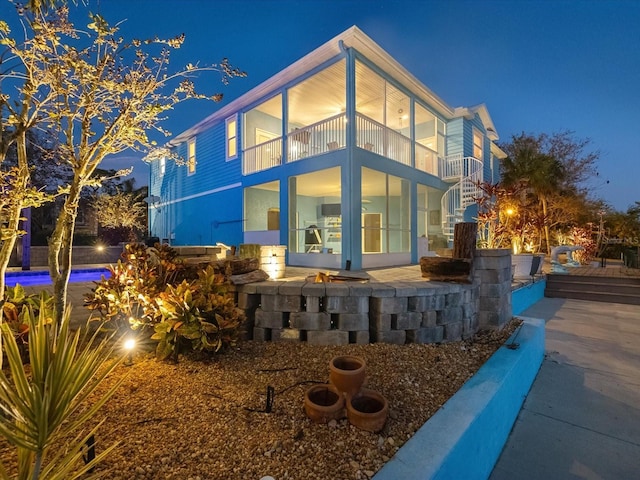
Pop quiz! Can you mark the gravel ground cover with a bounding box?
[1,320,519,480]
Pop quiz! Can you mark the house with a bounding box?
[148,26,506,270]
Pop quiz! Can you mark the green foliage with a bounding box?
[85,243,243,360]
[151,267,242,360]
[0,299,126,479]
[1,286,54,361]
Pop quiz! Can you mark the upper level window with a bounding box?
[187,138,196,175]
[473,128,483,160]
[159,157,166,177]
[226,115,238,160]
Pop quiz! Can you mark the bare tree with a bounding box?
[1,4,245,321]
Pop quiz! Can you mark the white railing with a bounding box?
[356,113,411,167]
[415,143,439,176]
[440,154,484,241]
[242,137,283,175]
[287,113,346,163]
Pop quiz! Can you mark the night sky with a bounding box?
[5,0,639,211]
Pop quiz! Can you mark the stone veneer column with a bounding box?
[473,249,513,329]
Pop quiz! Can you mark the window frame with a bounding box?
[473,127,484,161]
[226,114,238,161]
[187,138,196,176]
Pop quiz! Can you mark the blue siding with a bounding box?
[446,118,464,156]
[173,187,243,246]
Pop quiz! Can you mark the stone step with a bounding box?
[544,288,640,305]
[545,274,640,305]
[546,273,640,287]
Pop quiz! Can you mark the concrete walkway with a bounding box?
[490,298,640,480]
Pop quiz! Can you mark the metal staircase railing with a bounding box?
[440,154,483,241]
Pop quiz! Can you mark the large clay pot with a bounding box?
[304,384,345,423]
[329,355,366,398]
[346,388,389,432]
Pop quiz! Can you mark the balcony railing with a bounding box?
[242,137,282,175]
[242,112,449,177]
[439,153,483,182]
[415,143,439,176]
[356,113,411,167]
[287,113,346,163]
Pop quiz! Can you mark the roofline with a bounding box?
[169,26,489,145]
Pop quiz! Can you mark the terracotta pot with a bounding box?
[304,384,345,423]
[346,388,389,432]
[329,355,366,397]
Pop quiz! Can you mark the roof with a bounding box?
[169,26,499,145]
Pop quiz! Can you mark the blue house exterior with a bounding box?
[148,26,506,270]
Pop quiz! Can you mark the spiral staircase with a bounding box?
[440,154,483,242]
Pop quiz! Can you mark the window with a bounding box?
[473,128,483,160]
[226,115,238,160]
[361,168,410,254]
[159,157,166,177]
[288,167,341,254]
[187,138,196,175]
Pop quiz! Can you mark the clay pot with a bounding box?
[329,355,366,398]
[304,384,345,423]
[346,388,389,432]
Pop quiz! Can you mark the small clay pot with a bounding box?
[329,355,366,398]
[346,388,389,432]
[304,384,345,423]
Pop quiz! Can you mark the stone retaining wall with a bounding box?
[235,249,512,346]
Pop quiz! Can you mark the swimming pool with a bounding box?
[4,268,109,287]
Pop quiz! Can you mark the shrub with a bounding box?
[1,285,54,362]
[571,226,598,264]
[85,243,243,360]
[0,300,126,478]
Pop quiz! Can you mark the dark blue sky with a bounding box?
[22,0,640,210]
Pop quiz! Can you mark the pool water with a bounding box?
[5,268,109,287]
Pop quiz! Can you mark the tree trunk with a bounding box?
[453,222,478,260]
[541,196,551,254]
[0,129,30,301]
[48,188,80,324]
[0,129,30,367]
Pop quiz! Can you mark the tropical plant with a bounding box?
[0,299,126,479]
[499,131,601,254]
[85,243,243,360]
[85,243,187,332]
[1,285,55,362]
[152,266,243,361]
[570,226,598,265]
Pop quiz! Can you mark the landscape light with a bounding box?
[123,337,136,365]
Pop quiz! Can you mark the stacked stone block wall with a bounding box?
[236,279,481,346]
[234,250,512,345]
[472,249,513,330]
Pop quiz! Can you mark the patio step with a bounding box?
[545,274,640,305]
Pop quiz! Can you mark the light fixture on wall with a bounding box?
[144,195,161,212]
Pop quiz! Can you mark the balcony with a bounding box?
[356,113,411,167]
[241,112,445,177]
[287,113,346,162]
[242,137,283,175]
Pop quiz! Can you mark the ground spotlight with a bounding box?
[123,337,136,366]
